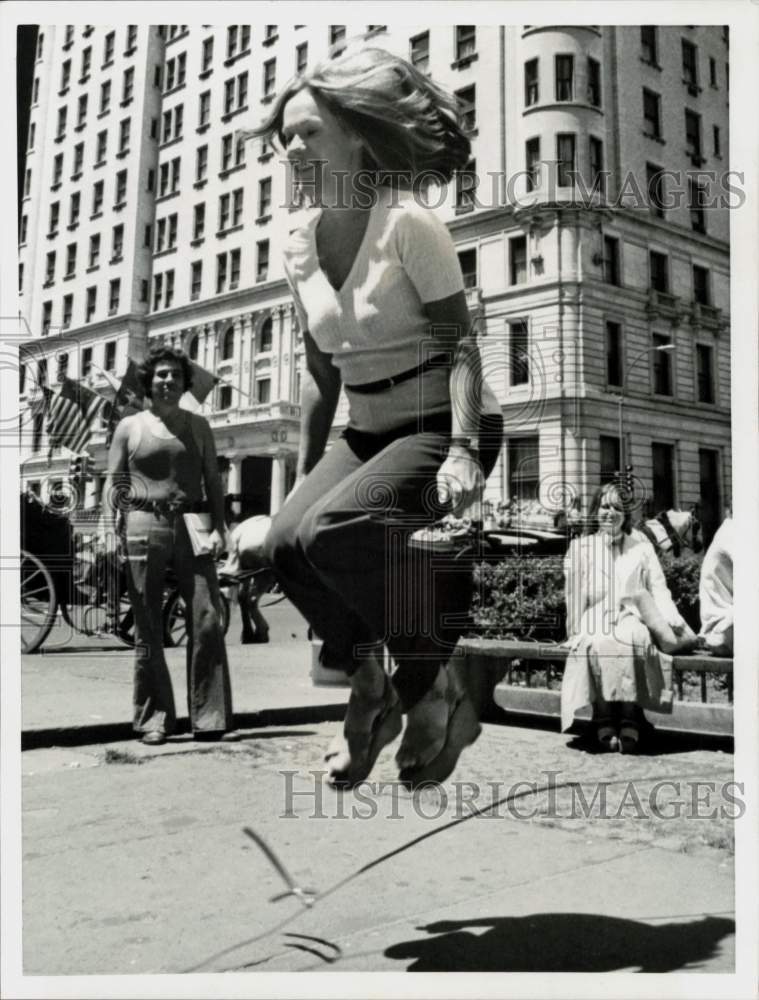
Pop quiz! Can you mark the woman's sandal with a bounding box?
[618,722,640,754]
[324,675,402,788]
[596,724,620,753]
[397,669,482,789]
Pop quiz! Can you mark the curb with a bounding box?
[21,703,348,751]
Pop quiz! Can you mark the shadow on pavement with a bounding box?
[384,913,735,972]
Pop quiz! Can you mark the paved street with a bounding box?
[15,599,738,977]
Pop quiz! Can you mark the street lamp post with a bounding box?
[618,343,675,474]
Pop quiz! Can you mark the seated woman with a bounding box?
[560,482,696,753]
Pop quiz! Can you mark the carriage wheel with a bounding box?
[20,549,57,654]
[163,589,230,648]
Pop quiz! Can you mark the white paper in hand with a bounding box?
[183,513,214,556]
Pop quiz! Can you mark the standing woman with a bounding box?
[253,48,503,787]
[102,347,234,745]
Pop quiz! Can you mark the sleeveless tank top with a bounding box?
[127,411,204,504]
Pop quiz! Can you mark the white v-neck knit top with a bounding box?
[282,186,464,386]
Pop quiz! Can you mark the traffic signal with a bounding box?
[69,452,94,480]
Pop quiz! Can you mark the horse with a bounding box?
[221,515,275,644]
[634,508,702,557]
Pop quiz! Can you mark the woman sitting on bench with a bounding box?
[560,481,697,753]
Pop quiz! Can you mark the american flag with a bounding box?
[45,377,109,458]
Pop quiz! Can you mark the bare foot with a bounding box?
[394,666,449,771]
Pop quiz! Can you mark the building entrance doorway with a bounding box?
[698,448,721,547]
[240,456,272,518]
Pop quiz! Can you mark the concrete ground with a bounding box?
[14,599,738,978]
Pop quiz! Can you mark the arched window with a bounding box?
[221,325,235,360]
[188,335,199,360]
[259,316,273,353]
[217,384,233,410]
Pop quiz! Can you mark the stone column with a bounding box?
[270,451,288,515]
[227,455,242,518]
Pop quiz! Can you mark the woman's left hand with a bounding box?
[437,447,484,517]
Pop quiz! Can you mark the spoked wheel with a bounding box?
[163,589,230,647]
[20,549,57,654]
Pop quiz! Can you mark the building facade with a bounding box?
[18,23,731,539]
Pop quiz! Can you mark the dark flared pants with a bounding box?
[124,510,233,735]
[266,414,502,710]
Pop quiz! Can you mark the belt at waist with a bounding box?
[128,499,204,517]
[344,353,451,394]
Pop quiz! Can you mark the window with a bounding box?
[555,55,574,101]
[96,130,107,163]
[690,179,707,233]
[589,137,604,195]
[221,326,235,360]
[600,436,621,484]
[218,193,231,231]
[221,133,233,170]
[122,66,134,103]
[587,57,601,106]
[193,203,205,240]
[524,58,539,106]
[259,317,273,352]
[652,334,673,395]
[63,26,74,47]
[52,153,63,187]
[196,145,208,182]
[45,251,56,284]
[458,249,477,289]
[455,158,477,211]
[264,25,277,43]
[455,25,476,62]
[61,295,73,330]
[227,26,239,60]
[201,37,214,72]
[156,218,167,252]
[104,340,116,373]
[89,233,100,267]
[641,26,658,65]
[80,345,91,376]
[144,224,152,247]
[217,385,233,411]
[109,278,120,314]
[508,436,539,502]
[20,213,28,242]
[119,118,131,152]
[191,261,202,300]
[646,163,665,217]
[642,89,661,139]
[127,25,138,51]
[188,333,199,360]
[164,53,187,91]
[115,169,127,205]
[100,80,112,114]
[649,251,669,293]
[256,378,271,404]
[556,133,575,186]
[709,57,717,87]
[238,71,248,108]
[693,265,710,305]
[685,109,702,162]
[65,243,76,275]
[230,248,241,288]
[24,167,32,197]
[69,191,80,226]
[81,46,91,80]
[86,287,97,322]
[165,270,174,309]
[92,179,104,216]
[216,253,227,293]
[42,301,52,336]
[682,39,698,88]
[168,214,178,249]
[525,137,540,191]
[456,85,476,132]
[696,344,714,403]
[57,106,67,138]
[36,32,44,59]
[104,31,115,65]
[258,177,271,218]
[509,235,527,285]
[171,157,180,193]
[329,25,346,55]
[153,274,163,310]
[713,124,721,157]
[605,321,623,386]
[232,188,244,226]
[199,91,211,127]
[263,59,276,99]
[140,279,148,303]
[27,122,35,151]
[61,59,71,91]
[256,239,270,282]
[509,320,529,386]
[73,142,84,176]
[49,202,60,235]
[296,42,308,74]
[147,169,155,192]
[651,442,675,510]
[410,32,429,73]
[112,224,124,259]
[224,79,235,115]
[235,134,246,166]
[603,235,620,286]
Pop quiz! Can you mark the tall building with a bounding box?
[18,23,731,540]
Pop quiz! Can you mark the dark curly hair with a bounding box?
[138,346,194,399]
